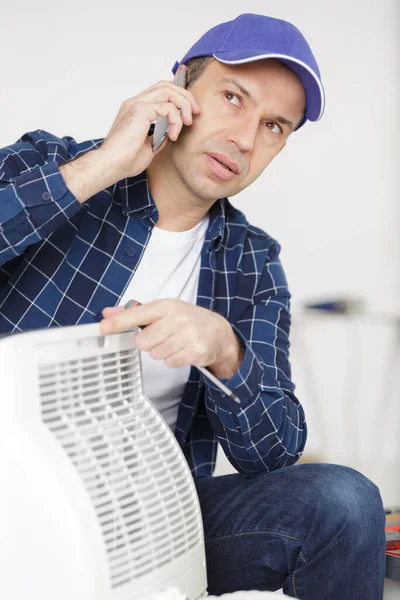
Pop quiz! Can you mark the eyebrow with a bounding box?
[219,77,296,131]
[220,77,253,100]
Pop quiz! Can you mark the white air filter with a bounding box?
[0,323,207,600]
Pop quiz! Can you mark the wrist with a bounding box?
[59,147,122,204]
[209,322,245,379]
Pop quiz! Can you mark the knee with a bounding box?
[302,464,385,541]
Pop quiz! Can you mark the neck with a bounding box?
[146,147,213,232]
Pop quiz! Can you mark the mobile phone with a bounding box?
[152,67,188,152]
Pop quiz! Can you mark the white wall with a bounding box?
[1,1,399,502]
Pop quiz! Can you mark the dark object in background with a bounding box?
[304,297,366,314]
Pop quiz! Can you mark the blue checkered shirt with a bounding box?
[0,130,306,478]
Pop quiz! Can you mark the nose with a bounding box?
[227,116,258,153]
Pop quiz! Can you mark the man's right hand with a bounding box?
[60,75,200,204]
[100,75,200,179]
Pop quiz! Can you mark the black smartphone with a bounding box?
[152,67,188,152]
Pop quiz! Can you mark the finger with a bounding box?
[144,101,183,141]
[168,89,196,125]
[152,87,194,126]
[169,84,201,114]
[163,103,184,141]
[164,349,192,369]
[148,335,184,362]
[100,300,169,335]
[133,318,172,351]
[152,80,200,112]
[102,306,125,318]
[153,96,192,129]
[138,83,200,118]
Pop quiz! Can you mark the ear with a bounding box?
[176,64,188,76]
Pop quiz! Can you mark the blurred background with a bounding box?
[0,0,399,562]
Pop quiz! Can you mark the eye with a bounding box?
[262,121,282,134]
[224,91,241,107]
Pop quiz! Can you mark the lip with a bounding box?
[206,154,237,181]
[207,152,240,175]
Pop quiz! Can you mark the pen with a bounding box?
[124,299,241,405]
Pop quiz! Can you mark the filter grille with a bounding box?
[39,347,202,589]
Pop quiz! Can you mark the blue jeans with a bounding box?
[195,463,386,599]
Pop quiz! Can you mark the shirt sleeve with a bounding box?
[202,251,307,478]
[0,130,102,267]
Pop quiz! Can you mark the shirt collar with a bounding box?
[118,172,226,251]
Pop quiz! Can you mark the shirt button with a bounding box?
[126,247,136,257]
[42,191,51,201]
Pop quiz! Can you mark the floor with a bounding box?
[272,579,400,597]
[383,578,400,599]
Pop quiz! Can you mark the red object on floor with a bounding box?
[386,516,400,557]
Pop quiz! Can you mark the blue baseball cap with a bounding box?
[172,13,325,129]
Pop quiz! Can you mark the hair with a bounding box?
[185,56,213,88]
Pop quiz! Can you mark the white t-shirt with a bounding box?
[119,215,209,429]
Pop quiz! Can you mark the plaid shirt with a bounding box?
[0,129,306,478]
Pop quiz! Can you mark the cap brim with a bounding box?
[213,51,325,123]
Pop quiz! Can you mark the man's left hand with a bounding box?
[100,299,243,378]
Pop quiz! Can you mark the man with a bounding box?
[0,13,385,599]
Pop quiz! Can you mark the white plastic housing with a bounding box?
[0,323,207,600]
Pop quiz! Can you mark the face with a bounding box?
[166,58,306,202]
